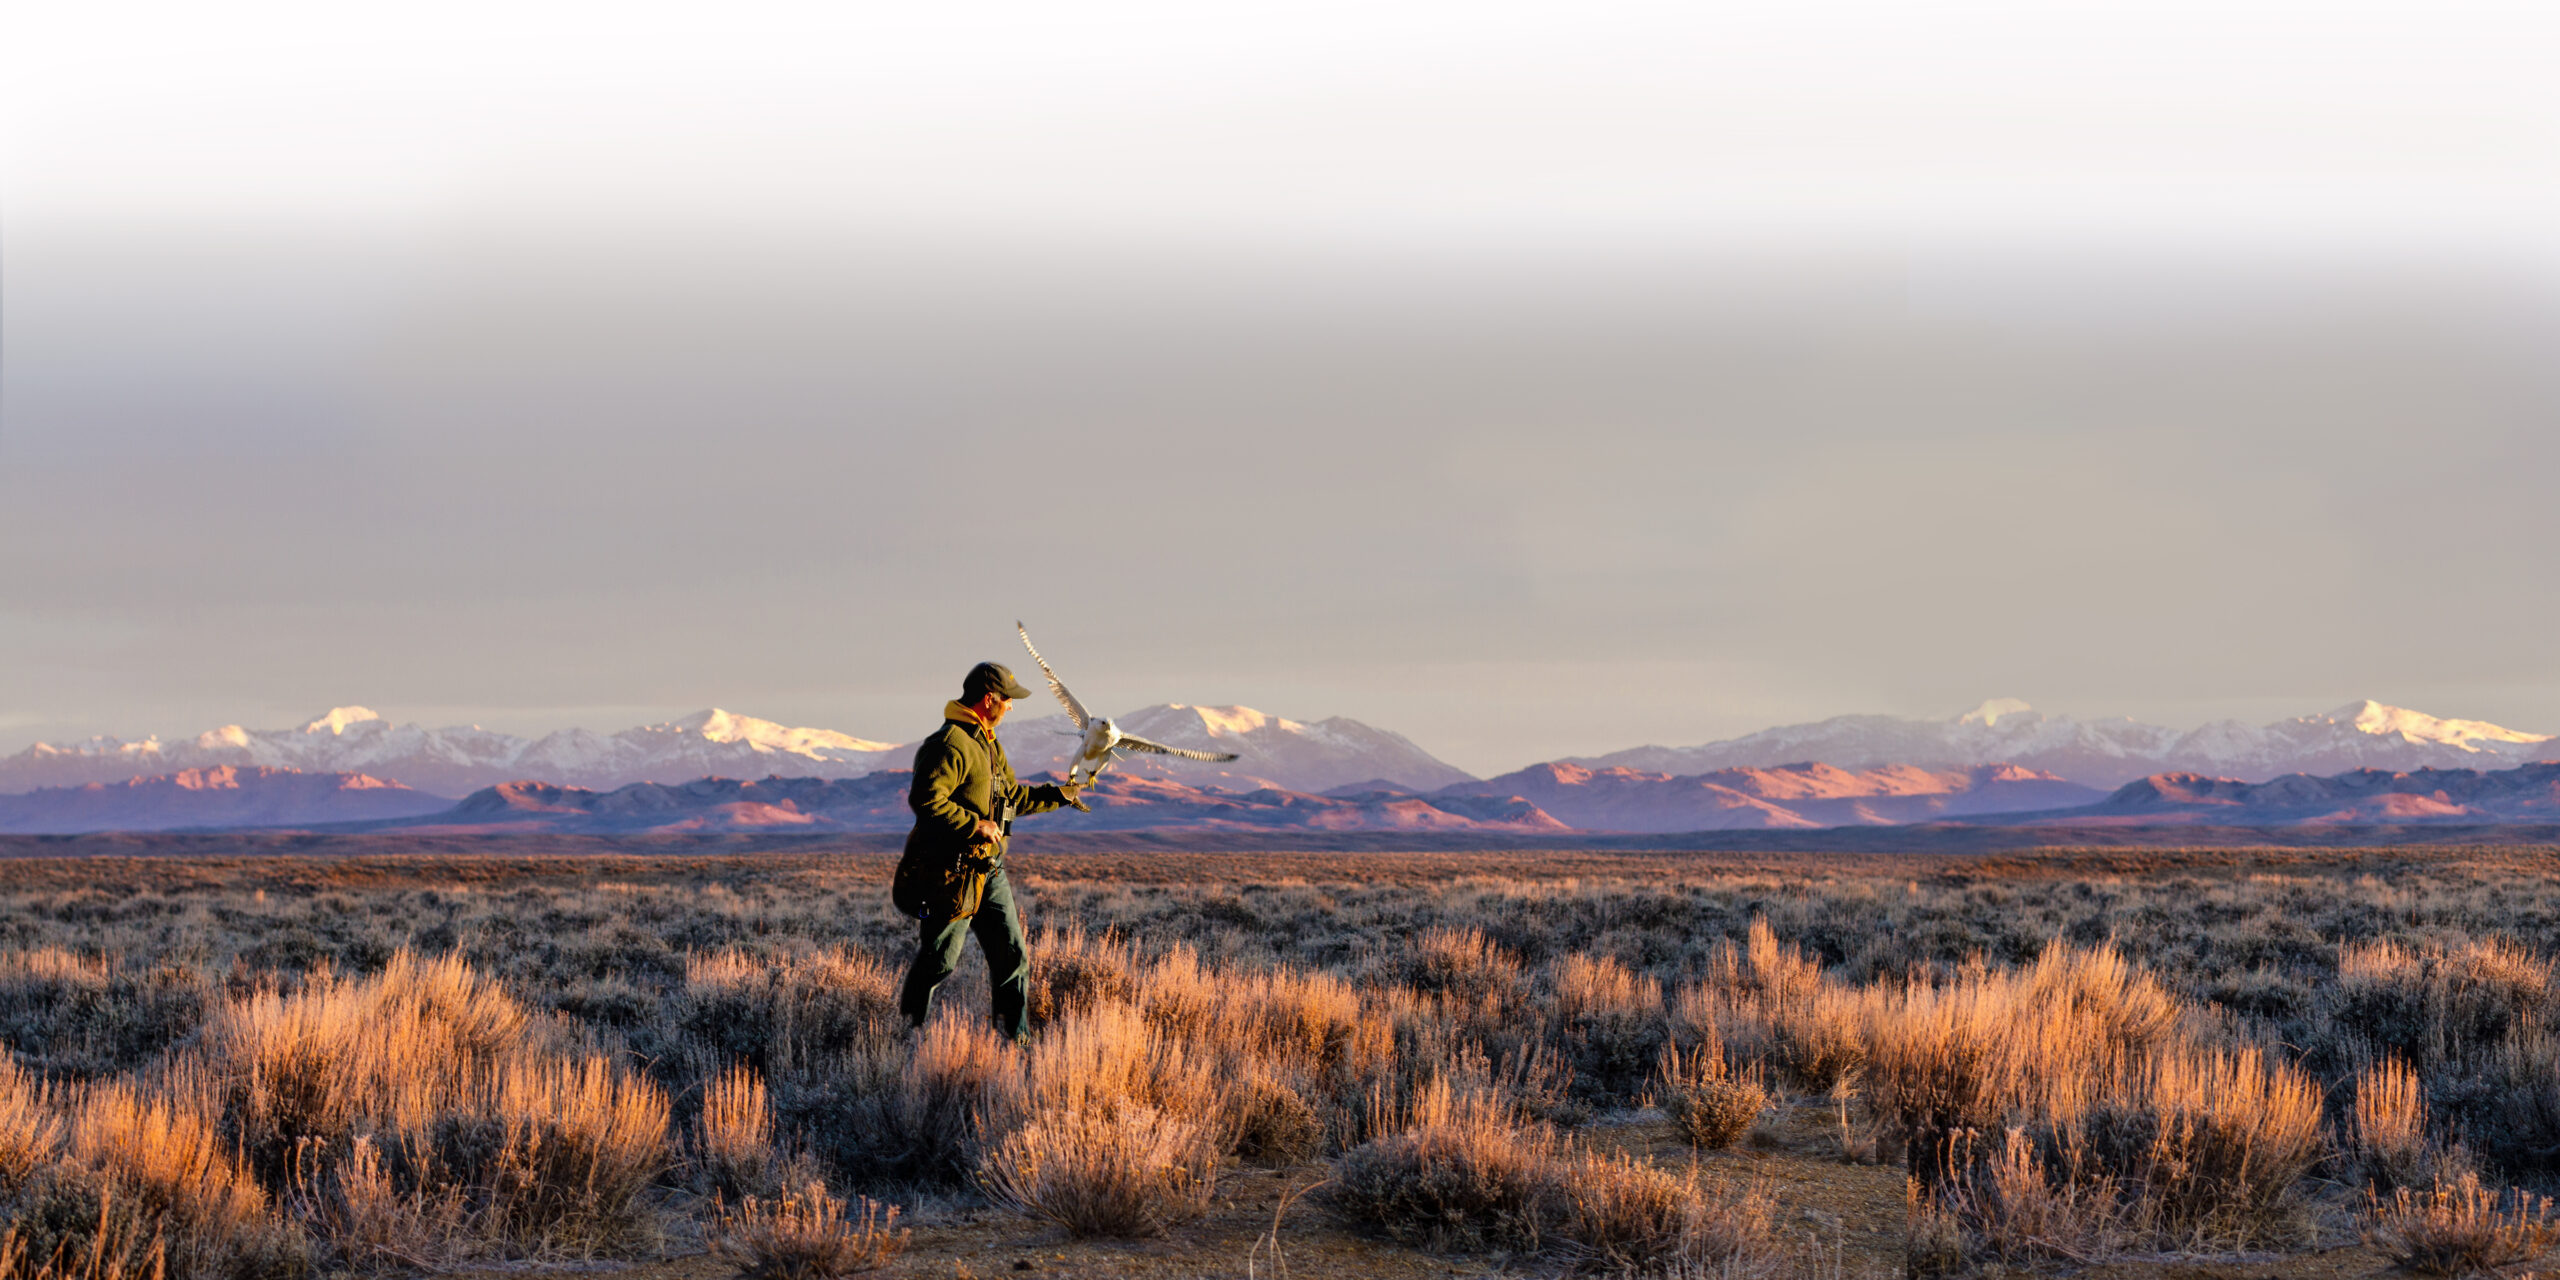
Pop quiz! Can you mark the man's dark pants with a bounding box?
[898,866,1030,1040]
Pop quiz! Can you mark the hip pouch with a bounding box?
[894,846,998,922]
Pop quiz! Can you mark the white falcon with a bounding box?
[1016,622,1240,800]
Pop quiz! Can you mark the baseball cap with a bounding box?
[963,661,1034,701]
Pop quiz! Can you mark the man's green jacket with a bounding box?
[904,701,1076,865]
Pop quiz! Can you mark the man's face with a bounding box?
[981,695,1012,727]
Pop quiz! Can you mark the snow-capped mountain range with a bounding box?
[994,704,1476,794]
[7,697,2552,803]
[1573,699,2558,788]
[0,707,905,796]
[0,702,1476,796]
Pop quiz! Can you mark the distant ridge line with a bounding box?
[9,754,2560,838]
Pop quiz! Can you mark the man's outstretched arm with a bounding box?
[1000,775,1081,817]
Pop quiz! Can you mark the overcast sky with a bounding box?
[5,2,2558,775]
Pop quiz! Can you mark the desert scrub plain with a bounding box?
[7,842,2560,1279]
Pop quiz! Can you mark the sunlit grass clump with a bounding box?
[709,1182,907,1279]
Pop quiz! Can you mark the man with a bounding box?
[895,660,1081,1041]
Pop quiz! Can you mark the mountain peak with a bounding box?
[1958,698,2035,728]
[302,707,383,735]
[648,709,899,756]
[1162,704,1299,737]
[665,708,749,738]
[2324,700,2552,749]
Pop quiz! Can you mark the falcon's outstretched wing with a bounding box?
[1015,622,1089,729]
[1115,734,1240,763]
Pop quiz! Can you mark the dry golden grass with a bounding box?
[691,1062,780,1200]
[1211,965,1366,1073]
[1033,944,1394,1164]
[290,1134,454,1272]
[1657,1036,1768,1150]
[710,1181,908,1278]
[0,949,107,991]
[2349,1056,2433,1191]
[1905,1174,1965,1280]
[1020,1001,1213,1127]
[172,949,671,1264]
[1862,941,2323,1262]
[2070,1044,2325,1247]
[0,1086,294,1278]
[888,1016,1025,1186]
[1545,1149,1783,1275]
[1331,1075,1553,1253]
[457,1056,671,1252]
[1860,943,2186,1179]
[678,947,902,1078]
[1131,941,1225,1044]
[1553,952,1667,1100]
[2339,936,2557,1071]
[1741,917,1826,1004]
[970,999,1234,1237]
[198,950,534,1181]
[2020,941,2182,1056]
[1553,953,1662,1023]
[1027,926,1140,1026]
[1908,1038,2325,1258]
[0,1058,63,1191]
[0,1186,168,1280]
[1406,926,1524,1004]
[1860,972,2033,1174]
[0,948,212,1084]
[1945,1127,2122,1265]
[977,1102,1220,1238]
[1698,982,1869,1097]
[1220,1061,1326,1167]
[2341,937,2554,996]
[56,1079,272,1250]
[1333,1070,1786,1271]
[2362,1174,2560,1276]
[1684,919,1868,1094]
